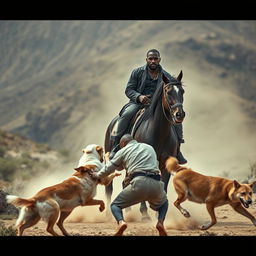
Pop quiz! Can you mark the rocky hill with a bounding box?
[0,128,64,216]
[0,20,255,179]
[0,129,62,187]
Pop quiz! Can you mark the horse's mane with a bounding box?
[141,81,164,122]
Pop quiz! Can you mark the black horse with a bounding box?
[104,71,185,220]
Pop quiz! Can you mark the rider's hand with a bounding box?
[138,95,151,105]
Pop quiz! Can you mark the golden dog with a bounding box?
[6,144,119,236]
[166,156,256,230]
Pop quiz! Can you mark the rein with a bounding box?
[162,83,183,124]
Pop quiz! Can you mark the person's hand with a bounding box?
[114,171,121,177]
[104,152,110,163]
[138,95,151,104]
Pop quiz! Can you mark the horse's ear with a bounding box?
[177,70,183,81]
[162,73,170,84]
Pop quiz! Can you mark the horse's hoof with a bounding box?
[141,216,151,222]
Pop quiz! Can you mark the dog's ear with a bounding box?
[249,180,256,188]
[74,166,86,172]
[74,165,96,173]
[96,146,103,153]
[96,146,104,162]
[84,164,97,170]
[233,180,241,189]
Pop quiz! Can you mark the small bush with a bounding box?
[0,221,17,236]
[249,162,256,178]
[0,146,6,158]
[0,158,17,182]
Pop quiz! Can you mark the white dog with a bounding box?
[6,144,119,236]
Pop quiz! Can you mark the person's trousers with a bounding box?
[110,176,168,222]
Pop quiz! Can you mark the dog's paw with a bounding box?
[114,171,121,177]
[199,223,211,230]
[181,209,190,218]
[99,202,105,212]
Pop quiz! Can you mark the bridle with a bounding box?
[162,82,183,124]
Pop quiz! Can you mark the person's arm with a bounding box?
[125,69,142,103]
[96,150,124,179]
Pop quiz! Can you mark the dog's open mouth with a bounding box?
[240,198,249,208]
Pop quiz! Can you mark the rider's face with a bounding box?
[146,52,161,71]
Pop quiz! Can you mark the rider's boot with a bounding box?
[174,123,187,165]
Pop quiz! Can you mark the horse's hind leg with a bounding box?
[105,181,113,219]
[161,169,171,192]
[140,201,151,222]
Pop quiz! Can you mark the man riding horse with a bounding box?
[109,49,187,164]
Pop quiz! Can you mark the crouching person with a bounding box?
[92,134,169,236]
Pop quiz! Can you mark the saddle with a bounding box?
[110,108,146,137]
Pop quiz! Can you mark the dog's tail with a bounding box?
[165,157,183,174]
[6,195,36,208]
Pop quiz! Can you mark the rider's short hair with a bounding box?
[146,49,160,57]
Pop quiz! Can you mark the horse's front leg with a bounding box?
[161,168,171,192]
[105,181,113,220]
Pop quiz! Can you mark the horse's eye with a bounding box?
[167,89,172,95]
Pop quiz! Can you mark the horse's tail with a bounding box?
[165,156,183,174]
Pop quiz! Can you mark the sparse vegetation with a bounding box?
[249,162,256,178]
[0,146,6,158]
[0,158,17,182]
[0,129,61,187]
[0,221,17,236]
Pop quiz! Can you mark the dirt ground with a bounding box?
[2,202,256,236]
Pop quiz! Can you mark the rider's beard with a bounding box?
[148,63,159,71]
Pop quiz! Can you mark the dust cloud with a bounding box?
[16,48,256,228]
[64,53,256,226]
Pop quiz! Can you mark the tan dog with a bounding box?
[6,144,119,236]
[166,156,256,230]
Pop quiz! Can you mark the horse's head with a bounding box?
[162,70,185,123]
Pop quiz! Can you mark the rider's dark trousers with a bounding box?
[113,103,143,140]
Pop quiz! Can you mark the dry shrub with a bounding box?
[0,221,17,236]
